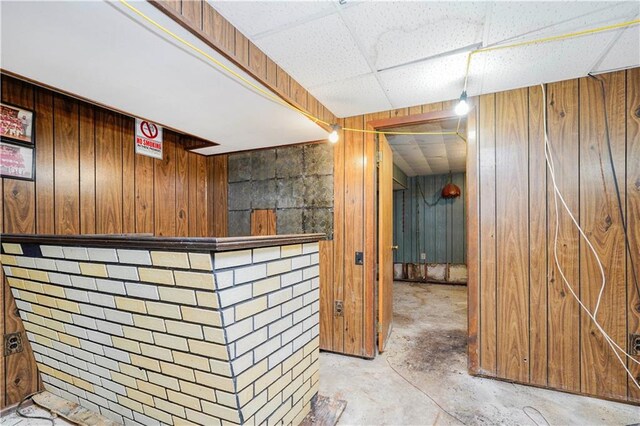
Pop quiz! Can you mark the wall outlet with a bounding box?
[630,334,640,355]
[420,253,426,260]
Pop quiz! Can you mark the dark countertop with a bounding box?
[0,233,326,252]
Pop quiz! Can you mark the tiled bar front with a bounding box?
[0,235,322,425]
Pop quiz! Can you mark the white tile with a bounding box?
[80,339,105,356]
[72,347,95,364]
[104,309,133,325]
[65,288,90,303]
[49,272,72,286]
[63,247,89,261]
[107,264,139,281]
[65,324,88,339]
[56,260,81,274]
[214,250,252,269]
[96,279,126,295]
[291,255,311,270]
[268,287,292,308]
[116,249,152,266]
[268,342,293,369]
[104,347,130,364]
[35,258,58,271]
[96,319,124,337]
[254,336,280,361]
[235,328,268,356]
[214,270,234,289]
[73,312,99,327]
[225,317,253,342]
[71,275,97,290]
[281,270,303,287]
[88,248,119,263]
[16,256,36,268]
[252,246,280,263]
[235,264,267,284]
[218,284,252,307]
[302,242,319,254]
[89,292,116,308]
[41,245,64,258]
[125,282,159,300]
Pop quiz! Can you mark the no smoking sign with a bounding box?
[135,118,163,159]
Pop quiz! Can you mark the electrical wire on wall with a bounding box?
[541,83,640,390]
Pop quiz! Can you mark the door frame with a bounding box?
[365,108,479,374]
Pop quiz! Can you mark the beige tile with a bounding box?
[112,336,141,354]
[167,389,201,410]
[235,296,267,321]
[151,251,190,269]
[188,253,213,271]
[133,314,166,332]
[56,299,80,313]
[138,267,175,285]
[32,304,52,318]
[181,307,221,327]
[179,380,217,402]
[59,333,80,347]
[267,259,292,276]
[201,400,241,423]
[72,377,94,392]
[158,287,196,305]
[2,243,23,255]
[174,271,215,290]
[144,405,172,424]
[214,250,252,269]
[236,359,268,390]
[196,291,219,308]
[137,379,167,399]
[195,371,235,392]
[115,297,147,314]
[131,354,161,372]
[0,254,18,265]
[127,387,155,406]
[160,361,195,381]
[147,371,180,391]
[166,319,204,339]
[120,363,148,381]
[41,284,65,298]
[253,276,281,296]
[79,262,108,277]
[117,395,143,412]
[50,309,72,323]
[203,326,226,344]
[10,267,30,279]
[141,343,173,362]
[123,326,154,343]
[155,398,185,417]
[146,301,182,319]
[42,318,65,333]
[173,351,210,371]
[28,269,50,283]
[35,294,58,308]
[187,340,228,360]
[185,409,223,426]
[281,244,303,258]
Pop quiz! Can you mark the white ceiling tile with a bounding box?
[378,52,468,108]
[470,32,619,96]
[485,2,636,45]
[341,1,487,70]
[209,0,336,38]
[255,13,371,88]
[592,23,640,73]
[309,73,392,118]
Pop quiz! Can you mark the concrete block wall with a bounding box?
[227,144,333,238]
[1,241,320,425]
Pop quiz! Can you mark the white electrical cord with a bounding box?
[541,83,640,390]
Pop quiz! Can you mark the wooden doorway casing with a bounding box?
[366,109,478,367]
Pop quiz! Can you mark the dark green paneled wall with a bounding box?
[393,173,466,264]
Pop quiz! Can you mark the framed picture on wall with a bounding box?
[0,141,35,180]
[1,102,35,145]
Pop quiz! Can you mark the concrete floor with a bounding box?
[319,282,640,425]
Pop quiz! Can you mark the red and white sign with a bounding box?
[135,118,163,159]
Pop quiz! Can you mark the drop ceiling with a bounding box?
[385,118,465,177]
[211,1,640,117]
[0,1,328,154]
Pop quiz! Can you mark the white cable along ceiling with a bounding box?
[212,0,640,117]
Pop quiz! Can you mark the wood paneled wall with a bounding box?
[473,68,640,404]
[0,75,228,408]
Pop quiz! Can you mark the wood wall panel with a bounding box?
[579,73,627,399]
[495,88,530,383]
[35,89,54,234]
[79,104,96,234]
[95,110,123,234]
[478,93,497,375]
[626,67,640,403]
[53,95,80,235]
[319,240,334,350]
[154,132,177,236]
[210,154,227,237]
[331,121,345,353]
[527,85,548,386]
[251,209,276,236]
[546,79,580,392]
[0,75,226,408]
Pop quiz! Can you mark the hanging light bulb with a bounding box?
[455,90,469,116]
[328,124,340,144]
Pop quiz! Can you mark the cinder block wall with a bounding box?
[1,241,320,425]
[227,144,334,238]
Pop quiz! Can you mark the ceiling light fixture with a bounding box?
[328,124,341,144]
[455,91,469,116]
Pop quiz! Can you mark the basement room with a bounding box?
[0,1,639,425]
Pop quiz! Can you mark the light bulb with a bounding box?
[328,124,340,144]
[455,91,469,116]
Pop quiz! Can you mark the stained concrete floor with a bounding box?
[319,282,640,425]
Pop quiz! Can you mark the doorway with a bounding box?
[370,110,471,357]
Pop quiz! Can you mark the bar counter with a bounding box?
[0,233,324,425]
